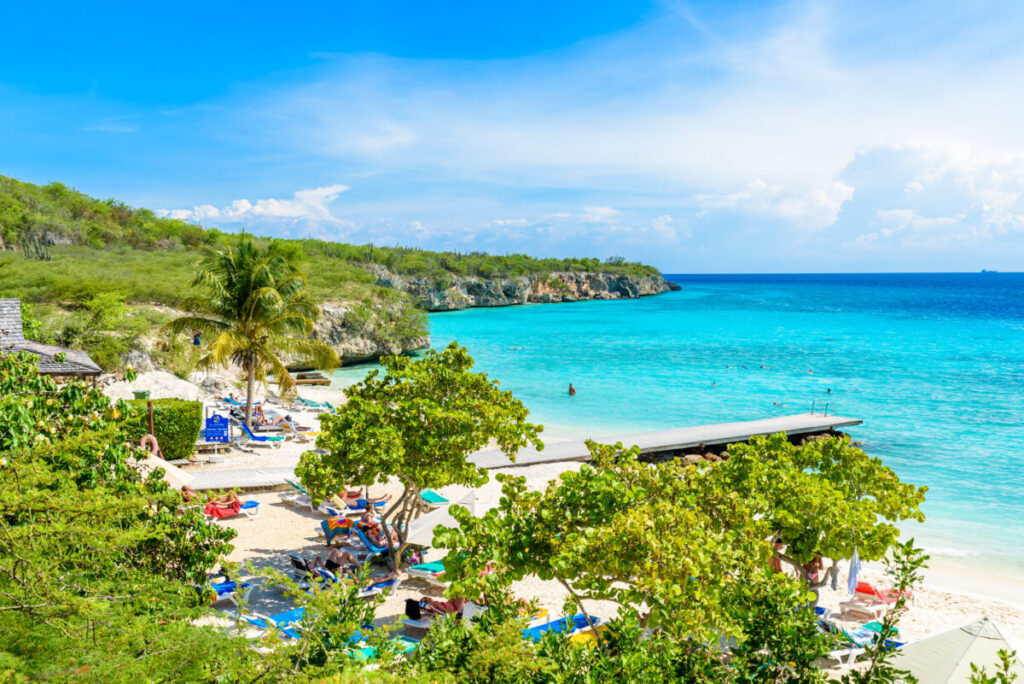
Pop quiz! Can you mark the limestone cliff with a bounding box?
[366,265,679,312]
[312,301,430,364]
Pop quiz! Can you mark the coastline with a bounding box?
[107,372,1024,649]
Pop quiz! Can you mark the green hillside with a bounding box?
[0,174,658,309]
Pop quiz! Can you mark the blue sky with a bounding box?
[4,0,1024,272]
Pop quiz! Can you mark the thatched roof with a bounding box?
[0,298,102,376]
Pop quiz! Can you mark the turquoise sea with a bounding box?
[330,273,1024,576]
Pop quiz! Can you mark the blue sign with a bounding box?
[205,414,230,443]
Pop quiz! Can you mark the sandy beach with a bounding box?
[107,372,1024,656]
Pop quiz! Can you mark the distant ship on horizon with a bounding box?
[981,269,999,273]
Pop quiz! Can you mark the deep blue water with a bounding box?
[330,273,1024,573]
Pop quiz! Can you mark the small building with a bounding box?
[0,298,103,382]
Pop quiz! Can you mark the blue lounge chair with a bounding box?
[238,420,285,447]
[353,527,389,555]
[201,580,253,607]
[323,499,388,517]
[241,608,306,639]
[361,576,400,597]
[205,499,260,522]
[223,396,263,408]
[522,614,601,642]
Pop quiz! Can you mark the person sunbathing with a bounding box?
[336,489,392,509]
[306,548,362,574]
[252,405,288,425]
[181,485,197,502]
[421,595,467,616]
[203,492,246,518]
[207,492,242,509]
[355,513,398,547]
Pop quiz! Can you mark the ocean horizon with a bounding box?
[329,272,1024,579]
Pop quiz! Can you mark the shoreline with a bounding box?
[106,372,1024,649]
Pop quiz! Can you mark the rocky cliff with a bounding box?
[312,301,430,364]
[366,266,679,312]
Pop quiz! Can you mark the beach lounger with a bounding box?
[309,568,400,598]
[826,645,866,667]
[205,499,260,522]
[201,579,253,607]
[350,635,419,662]
[323,499,388,517]
[406,560,449,587]
[281,422,314,443]
[839,596,888,620]
[569,622,610,646]
[420,489,449,509]
[236,612,303,640]
[522,613,602,642]
[286,553,321,586]
[295,396,331,411]
[279,479,317,510]
[222,396,263,408]
[237,421,284,448]
[353,527,390,556]
[402,600,483,630]
[853,581,915,606]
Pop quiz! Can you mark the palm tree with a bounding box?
[164,238,339,426]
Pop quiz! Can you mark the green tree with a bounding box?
[435,442,825,658]
[710,433,927,589]
[430,436,926,681]
[842,540,928,684]
[296,342,543,569]
[0,352,247,680]
[164,237,339,425]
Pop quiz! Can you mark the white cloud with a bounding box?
[107,1,1024,268]
[580,206,621,223]
[693,178,854,230]
[161,184,353,227]
[837,145,1024,251]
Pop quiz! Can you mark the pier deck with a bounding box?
[471,413,862,470]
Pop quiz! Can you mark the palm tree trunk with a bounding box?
[245,362,256,427]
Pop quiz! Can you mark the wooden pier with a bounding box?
[471,413,862,470]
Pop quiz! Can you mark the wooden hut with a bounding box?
[0,298,102,383]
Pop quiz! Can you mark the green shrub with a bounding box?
[124,398,201,461]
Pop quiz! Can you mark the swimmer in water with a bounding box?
[568,383,576,396]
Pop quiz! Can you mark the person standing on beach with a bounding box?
[568,383,576,396]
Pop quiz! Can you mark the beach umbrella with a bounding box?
[405,491,480,547]
[891,616,1024,683]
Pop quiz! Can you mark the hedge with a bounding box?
[124,398,202,461]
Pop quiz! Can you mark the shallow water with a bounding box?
[329,273,1024,576]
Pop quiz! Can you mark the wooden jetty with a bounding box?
[471,413,862,470]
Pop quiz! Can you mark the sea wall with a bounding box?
[366,265,679,312]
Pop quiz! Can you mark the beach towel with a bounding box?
[205,500,241,518]
[847,548,862,595]
[326,516,353,532]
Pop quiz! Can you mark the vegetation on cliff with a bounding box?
[0,174,664,371]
